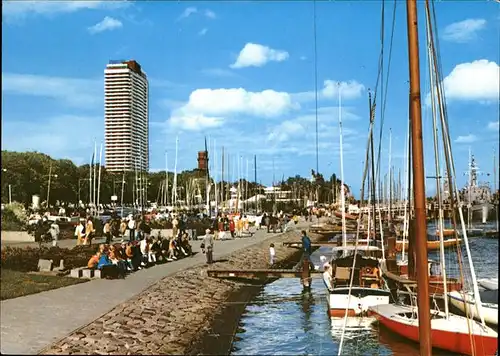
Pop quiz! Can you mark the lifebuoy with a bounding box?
[364,267,373,275]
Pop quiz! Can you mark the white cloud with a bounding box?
[455,134,477,143]
[322,80,366,100]
[488,121,499,131]
[165,88,297,131]
[185,88,296,117]
[198,28,208,36]
[88,16,123,34]
[3,1,129,22]
[267,121,304,142]
[177,7,216,21]
[2,73,102,109]
[230,43,289,69]
[178,6,198,20]
[427,60,499,104]
[442,19,487,43]
[170,114,224,131]
[163,80,365,132]
[264,106,361,156]
[204,9,216,19]
[292,80,365,102]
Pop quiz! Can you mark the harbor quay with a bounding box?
[1,219,317,355]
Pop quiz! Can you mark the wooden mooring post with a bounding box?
[301,258,312,290]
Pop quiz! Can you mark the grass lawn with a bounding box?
[0,269,88,300]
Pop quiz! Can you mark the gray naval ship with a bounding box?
[459,153,495,224]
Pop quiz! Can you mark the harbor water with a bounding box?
[232,224,498,355]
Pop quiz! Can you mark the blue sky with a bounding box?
[2,0,499,197]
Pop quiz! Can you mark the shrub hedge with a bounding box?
[1,245,97,272]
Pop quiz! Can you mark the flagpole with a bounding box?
[93,141,97,214]
[89,150,93,210]
[97,143,103,217]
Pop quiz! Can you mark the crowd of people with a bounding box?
[85,231,194,278]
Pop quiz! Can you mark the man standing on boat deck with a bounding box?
[300,230,314,272]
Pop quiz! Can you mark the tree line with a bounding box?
[1,151,349,207]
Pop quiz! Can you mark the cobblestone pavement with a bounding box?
[40,222,323,355]
[0,220,315,355]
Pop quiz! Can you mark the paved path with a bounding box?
[0,222,311,355]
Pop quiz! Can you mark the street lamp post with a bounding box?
[44,164,58,208]
[2,169,11,204]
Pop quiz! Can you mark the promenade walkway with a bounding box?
[0,222,310,355]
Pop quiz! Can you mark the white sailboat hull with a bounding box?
[478,278,498,291]
[325,287,390,317]
[449,290,498,326]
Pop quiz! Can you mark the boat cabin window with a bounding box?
[398,312,417,319]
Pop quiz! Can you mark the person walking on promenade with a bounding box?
[120,219,127,241]
[172,215,179,239]
[50,220,60,247]
[127,216,135,242]
[229,218,235,239]
[201,228,214,264]
[75,219,86,246]
[265,214,271,233]
[269,243,276,266]
[300,230,314,272]
[85,216,95,246]
[103,221,112,244]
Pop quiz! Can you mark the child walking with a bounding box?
[269,243,276,266]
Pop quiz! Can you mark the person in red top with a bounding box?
[229,219,235,239]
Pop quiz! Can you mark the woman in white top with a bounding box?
[139,237,155,264]
[74,220,86,246]
[128,218,136,242]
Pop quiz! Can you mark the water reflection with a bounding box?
[232,237,498,356]
[299,290,315,333]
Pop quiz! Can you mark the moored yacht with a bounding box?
[323,246,391,317]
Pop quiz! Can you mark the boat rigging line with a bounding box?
[338,2,395,353]
[313,0,319,175]
[374,0,397,206]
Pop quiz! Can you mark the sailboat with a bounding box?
[478,278,498,291]
[448,290,498,326]
[323,81,391,318]
[369,1,498,355]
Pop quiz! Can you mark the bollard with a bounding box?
[301,258,312,290]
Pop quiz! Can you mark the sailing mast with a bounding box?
[426,18,449,317]
[221,146,224,210]
[494,149,499,232]
[165,151,169,207]
[406,0,432,354]
[388,129,393,228]
[368,92,377,236]
[172,136,179,209]
[97,143,103,216]
[93,141,97,213]
[338,82,347,252]
[254,155,257,211]
[204,137,210,216]
[214,139,218,215]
